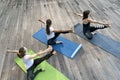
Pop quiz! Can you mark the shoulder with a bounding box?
[83,18,91,23]
[50,27,54,31]
[88,18,97,23]
[87,18,93,22]
[23,54,31,59]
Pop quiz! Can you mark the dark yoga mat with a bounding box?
[74,23,120,58]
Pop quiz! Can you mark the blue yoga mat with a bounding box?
[74,23,120,58]
[33,28,82,58]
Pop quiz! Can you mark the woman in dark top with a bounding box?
[74,10,111,40]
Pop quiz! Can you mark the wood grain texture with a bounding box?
[0,0,120,80]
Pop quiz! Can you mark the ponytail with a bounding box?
[46,19,52,35]
[46,24,50,35]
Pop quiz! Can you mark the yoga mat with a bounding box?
[74,23,120,58]
[33,28,82,58]
[15,49,69,80]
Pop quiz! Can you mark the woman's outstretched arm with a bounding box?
[28,46,53,59]
[7,50,19,53]
[74,12,83,17]
[89,19,106,25]
[38,19,45,24]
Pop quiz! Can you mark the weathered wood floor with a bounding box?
[0,0,120,80]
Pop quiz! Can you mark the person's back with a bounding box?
[46,26,55,40]
[22,54,34,69]
[7,46,55,80]
[83,21,91,34]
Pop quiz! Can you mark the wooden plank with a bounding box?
[0,0,120,80]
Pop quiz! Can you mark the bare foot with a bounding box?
[69,28,74,33]
[105,21,111,28]
[41,68,45,72]
[92,32,97,35]
[52,51,57,55]
[37,68,45,72]
[56,41,63,44]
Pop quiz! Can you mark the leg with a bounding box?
[52,32,61,40]
[33,69,43,79]
[90,25,107,32]
[27,66,35,80]
[26,50,54,80]
[48,30,71,45]
[84,31,93,40]
[47,32,65,45]
[47,39,56,45]
[27,68,43,79]
[29,50,54,79]
[53,30,71,40]
[33,50,54,67]
[47,32,61,45]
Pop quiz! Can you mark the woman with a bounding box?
[7,46,56,80]
[74,10,111,40]
[38,19,73,45]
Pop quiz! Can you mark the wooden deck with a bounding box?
[0,0,120,80]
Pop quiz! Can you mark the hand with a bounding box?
[52,51,57,55]
[6,50,11,53]
[38,19,41,22]
[73,12,77,15]
[74,12,82,16]
[104,21,111,28]
[38,19,45,24]
[48,45,53,51]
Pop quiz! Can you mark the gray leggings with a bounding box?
[84,25,107,40]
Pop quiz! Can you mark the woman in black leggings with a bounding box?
[7,46,56,80]
[38,19,73,45]
[74,10,111,40]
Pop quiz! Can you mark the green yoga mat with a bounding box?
[15,49,69,80]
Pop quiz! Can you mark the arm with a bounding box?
[89,19,105,25]
[53,29,70,33]
[48,27,63,33]
[28,46,53,59]
[74,12,83,17]
[38,19,45,24]
[7,50,19,53]
[53,29,63,33]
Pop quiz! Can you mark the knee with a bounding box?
[84,32,93,40]
[27,76,33,80]
[48,39,55,45]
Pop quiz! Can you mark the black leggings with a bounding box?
[47,31,69,45]
[27,50,54,80]
[84,25,107,40]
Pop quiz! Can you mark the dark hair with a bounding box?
[83,10,90,20]
[46,19,52,35]
[17,47,26,58]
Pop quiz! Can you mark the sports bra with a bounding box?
[83,22,90,33]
